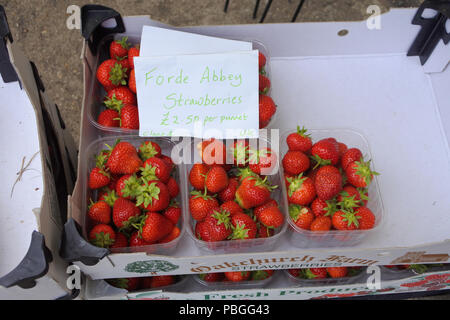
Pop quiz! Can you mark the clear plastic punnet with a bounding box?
[80,135,188,255]
[193,271,276,290]
[281,128,385,248]
[284,267,368,287]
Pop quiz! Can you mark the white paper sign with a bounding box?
[134,51,259,139]
[140,25,252,57]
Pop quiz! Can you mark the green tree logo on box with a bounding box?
[124,260,179,273]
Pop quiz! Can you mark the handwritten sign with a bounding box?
[134,51,259,139]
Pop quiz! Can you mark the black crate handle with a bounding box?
[81,4,125,55]
[0,231,53,289]
[59,218,109,266]
[0,5,18,83]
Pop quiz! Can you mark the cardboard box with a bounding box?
[0,6,78,299]
[66,6,450,281]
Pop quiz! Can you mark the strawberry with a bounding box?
[112,197,141,229]
[332,210,360,230]
[230,212,257,239]
[259,94,276,128]
[128,45,140,69]
[205,165,229,194]
[259,74,271,94]
[327,267,348,278]
[141,276,175,289]
[129,231,153,247]
[310,216,332,231]
[252,270,274,280]
[163,201,182,225]
[128,68,136,93]
[230,140,249,167]
[98,188,118,207]
[311,198,338,217]
[345,159,379,188]
[341,148,363,170]
[116,57,131,76]
[195,220,211,240]
[257,223,275,238]
[198,138,227,165]
[258,206,284,228]
[286,126,312,153]
[248,147,277,176]
[106,141,143,175]
[115,174,140,199]
[189,190,219,221]
[199,273,225,282]
[235,176,275,209]
[158,226,181,243]
[110,37,130,59]
[337,185,362,211]
[355,206,375,230]
[288,269,302,278]
[202,209,232,242]
[110,232,129,249]
[88,200,111,224]
[358,187,369,206]
[138,141,162,160]
[167,177,180,198]
[136,180,170,212]
[97,109,120,128]
[286,174,316,206]
[258,52,267,71]
[310,138,340,167]
[89,224,116,248]
[140,212,174,243]
[218,177,239,202]
[224,271,251,282]
[141,156,171,183]
[338,142,348,158]
[120,104,139,130]
[304,268,327,279]
[108,278,141,291]
[105,86,137,111]
[282,150,310,176]
[314,165,343,201]
[253,199,278,220]
[235,166,260,183]
[189,163,209,191]
[96,59,128,89]
[220,200,244,217]
[88,167,110,190]
[160,155,175,171]
[289,204,314,230]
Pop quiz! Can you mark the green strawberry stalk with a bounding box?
[337,192,361,211]
[310,154,332,170]
[139,142,160,161]
[119,175,142,199]
[235,167,259,181]
[408,264,429,274]
[108,62,128,86]
[104,95,125,113]
[323,199,338,217]
[135,182,161,208]
[100,188,118,207]
[251,270,272,281]
[340,209,361,229]
[139,165,159,184]
[286,174,307,197]
[211,210,232,230]
[351,159,380,186]
[229,223,251,240]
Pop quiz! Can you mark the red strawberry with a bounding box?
[235,176,275,209]
[257,223,275,238]
[128,45,140,69]
[310,198,338,217]
[167,177,180,198]
[158,226,181,244]
[286,126,312,153]
[289,204,314,230]
[337,185,362,210]
[189,163,209,191]
[199,273,225,282]
[310,138,340,167]
[230,212,257,239]
[310,216,332,231]
[282,150,310,176]
[129,231,153,248]
[252,270,274,280]
[108,277,141,291]
[195,220,211,240]
[160,155,175,171]
[248,147,277,176]
[286,174,316,206]
[189,190,219,221]
[288,269,302,278]
[105,86,137,110]
[355,206,375,230]
[235,166,260,183]
[338,142,349,158]
[198,138,227,165]
[138,141,162,160]
[98,188,118,207]
[140,212,174,243]
[112,197,141,229]
[128,68,136,94]
[258,206,284,228]
[205,165,229,194]
[202,209,232,242]
[141,155,171,183]
[224,271,251,282]
[253,199,278,220]
[345,159,378,188]
[89,224,116,248]
[88,167,110,190]
[110,232,129,249]
[110,37,130,59]
[220,200,244,217]
[259,74,271,94]
[97,109,120,128]
[314,165,343,201]
[96,59,128,89]
[136,180,170,212]
[88,200,111,224]
[106,141,143,175]
[341,148,363,170]
[218,177,239,202]
[117,57,131,76]
[259,95,276,128]
[141,276,175,289]
[304,268,328,279]
[115,174,140,199]
[119,104,139,130]
[327,267,348,278]
[332,210,360,230]
[163,201,182,225]
[258,52,267,70]
[230,140,249,167]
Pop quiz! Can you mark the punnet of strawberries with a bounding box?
[287,266,363,280]
[198,270,275,283]
[107,275,180,292]
[95,38,276,130]
[189,138,285,244]
[282,126,380,232]
[86,139,183,251]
